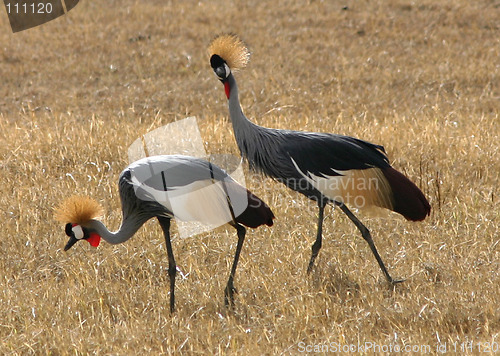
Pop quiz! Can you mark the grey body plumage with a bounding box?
[58,154,274,311]
[210,34,430,284]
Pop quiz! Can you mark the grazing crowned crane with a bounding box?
[208,34,430,284]
[55,154,274,312]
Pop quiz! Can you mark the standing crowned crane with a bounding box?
[55,155,274,312]
[208,34,430,284]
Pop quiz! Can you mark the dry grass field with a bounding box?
[1,0,499,354]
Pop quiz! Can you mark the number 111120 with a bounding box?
[5,2,54,14]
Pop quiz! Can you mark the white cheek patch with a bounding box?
[224,63,231,78]
[72,225,85,240]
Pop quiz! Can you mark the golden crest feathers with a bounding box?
[208,34,250,70]
[54,195,103,225]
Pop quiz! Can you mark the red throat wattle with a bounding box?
[224,82,230,99]
[87,232,101,247]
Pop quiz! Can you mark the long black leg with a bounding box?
[335,202,404,285]
[225,223,246,306]
[307,202,326,274]
[158,216,177,313]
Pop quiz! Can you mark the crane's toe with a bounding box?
[388,277,406,285]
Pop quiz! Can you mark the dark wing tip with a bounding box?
[382,166,431,221]
[235,190,275,228]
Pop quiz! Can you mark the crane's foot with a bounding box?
[224,284,238,307]
[306,253,319,274]
[306,263,314,275]
[169,290,175,314]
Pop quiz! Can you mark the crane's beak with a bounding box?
[64,235,79,251]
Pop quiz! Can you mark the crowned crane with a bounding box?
[55,154,274,312]
[208,35,430,284]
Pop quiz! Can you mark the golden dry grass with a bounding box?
[0,0,499,354]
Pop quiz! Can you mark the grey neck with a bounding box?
[86,216,145,245]
[227,74,265,152]
[225,73,291,179]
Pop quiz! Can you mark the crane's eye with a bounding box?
[214,64,230,80]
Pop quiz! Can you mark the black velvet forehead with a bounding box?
[210,54,226,69]
[65,222,73,236]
